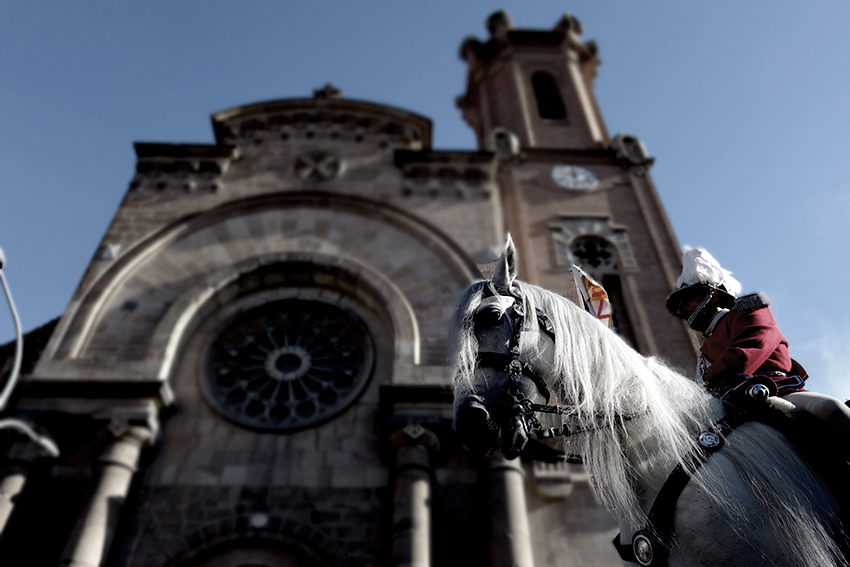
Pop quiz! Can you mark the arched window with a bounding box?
[531,72,567,120]
[569,237,637,348]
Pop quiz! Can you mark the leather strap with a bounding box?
[613,408,748,565]
[476,351,551,403]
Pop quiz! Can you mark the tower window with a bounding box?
[532,72,567,120]
[569,236,637,348]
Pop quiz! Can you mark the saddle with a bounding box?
[711,374,850,517]
[707,357,810,400]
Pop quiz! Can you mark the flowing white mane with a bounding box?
[452,279,846,566]
[452,281,717,522]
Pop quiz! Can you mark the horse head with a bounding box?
[453,236,556,459]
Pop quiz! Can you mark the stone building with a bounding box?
[0,11,694,567]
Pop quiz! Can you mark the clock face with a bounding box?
[551,165,598,191]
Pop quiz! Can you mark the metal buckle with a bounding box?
[697,431,721,449]
[632,532,655,566]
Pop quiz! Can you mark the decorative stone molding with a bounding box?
[293,151,342,181]
[487,128,520,159]
[486,10,514,38]
[95,243,121,262]
[554,12,584,35]
[128,144,236,195]
[130,159,228,193]
[389,423,441,468]
[611,133,654,168]
[313,83,344,100]
[456,10,596,69]
[213,100,430,152]
[532,460,573,500]
[396,151,497,200]
[550,217,638,272]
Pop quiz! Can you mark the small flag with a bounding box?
[571,265,612,328]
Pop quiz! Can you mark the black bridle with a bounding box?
[475,281,616,450]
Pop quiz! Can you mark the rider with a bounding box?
[666,248,850,440]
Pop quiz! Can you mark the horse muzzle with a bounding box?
[455,395,501,456]
[455,395,533,459]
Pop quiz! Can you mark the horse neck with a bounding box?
[622,399,708,476]
[523,282,721,461]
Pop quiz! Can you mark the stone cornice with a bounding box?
[133,143,237,160]
[394,150,498,199]
[211,97,433,150]
[130,143,238,194]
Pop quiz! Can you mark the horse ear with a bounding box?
[492,234,517,287]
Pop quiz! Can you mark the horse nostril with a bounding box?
[467,399,489,418]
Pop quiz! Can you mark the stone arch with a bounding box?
[178,258,393,431]
[151,252,416,384]
[35,192,479,385]
[156,516,347,567]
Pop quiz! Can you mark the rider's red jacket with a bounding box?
[700,301,792,386]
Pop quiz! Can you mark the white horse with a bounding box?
[451,239,848,567]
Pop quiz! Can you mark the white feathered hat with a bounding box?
[666,248,741,316]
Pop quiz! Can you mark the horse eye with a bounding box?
[474,305,503,327]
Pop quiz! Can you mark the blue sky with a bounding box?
[1,1,849,399]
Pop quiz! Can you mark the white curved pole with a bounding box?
[0,248,59,458]
[0,250,23,413]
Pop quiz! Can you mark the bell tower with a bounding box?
[457,10,608,151]
[457,11,697,371]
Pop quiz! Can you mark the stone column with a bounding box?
[389,424,440,567]
[59,425,153,567]
[0,438,54,546]
[484,454,535,567]
[0,464,28,542]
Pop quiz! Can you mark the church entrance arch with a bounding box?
[171,533,337,567]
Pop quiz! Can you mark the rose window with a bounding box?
[205,300,374,431]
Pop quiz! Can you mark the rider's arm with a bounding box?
[701,307,786,383]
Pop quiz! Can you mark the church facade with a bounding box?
[0,11,694,567]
